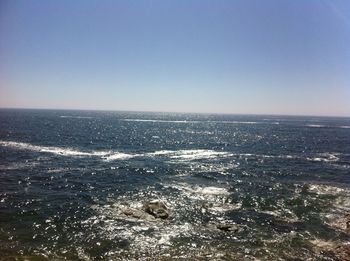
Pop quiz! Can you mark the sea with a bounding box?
[0,109,350,260]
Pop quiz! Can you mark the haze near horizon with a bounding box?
[1,0,350,116]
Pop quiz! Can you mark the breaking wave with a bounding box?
[147,149,233,160]
[306,124,350,129]
[306,153,340,162]
[0,141,100,157]
[0,141,232,162]
[0,141,343,164]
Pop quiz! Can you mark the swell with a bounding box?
[0,140,344,163]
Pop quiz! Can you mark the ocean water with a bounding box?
[0,109,350,260]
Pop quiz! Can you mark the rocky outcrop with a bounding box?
[346,214,350,233]
[122,206,156,222]
[328,212,350,234]
[311,214,350,260]
[118,200,170,221]
[144,200,169,219]
[333,244,350,261]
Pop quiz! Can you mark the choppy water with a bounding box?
[0,109,350,260]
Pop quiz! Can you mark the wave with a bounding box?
[0,141,232,162]
[60,116,93,119]
[165,183,231,197]
[193,186,231,195]
[235,152,339,162]
[0,141,98,157]
[306,153,340,162]
[102,152,138,161]
[306,124,350,129]
[0,141,139,161]
[147,149,233,160]
[0,141,342,164]
[123,119,349,128]
[306,124,326,128]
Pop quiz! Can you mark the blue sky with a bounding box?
[1,0,350,116]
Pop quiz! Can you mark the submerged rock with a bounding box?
[144,200,169,219]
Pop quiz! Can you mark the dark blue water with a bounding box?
[0,109,350,260]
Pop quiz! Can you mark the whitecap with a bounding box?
[0,141,234,162]
[306,124,350,129]
[0,141,93,156]
[172,150,232,160]
[193,186,231,195]
[168,183,230,196]
[306,153,339,162]
[0,141,135,160]
[306,124,326,128]
[147,149,233,161]
[102,152,138,161]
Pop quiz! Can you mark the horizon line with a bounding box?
[0,106,349,118]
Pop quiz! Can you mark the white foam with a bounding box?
[233,153,298,160]
[193,186,231,195]
[306,153,339,162]
[0,141,233,162]
[5,140,337,165]
[172,150,232,160]
[169,183,230,196]
[0,141,133,160]
[147,150,175,156]
[306,124,350,129]
[0,141,94,156]
[147,149,232,161]
[306,124,326,128]
[102,152,138,161]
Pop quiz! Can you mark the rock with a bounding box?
[334,243,350,261]
[121,207,156,222]
[326,212,350,234]
[144,200,169,219]
[216,224,240,232]
[313,240,350,261]
[346,214,350,232]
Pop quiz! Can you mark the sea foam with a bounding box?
[0,141,95,157]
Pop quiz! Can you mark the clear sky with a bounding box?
[1,0,350,116]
